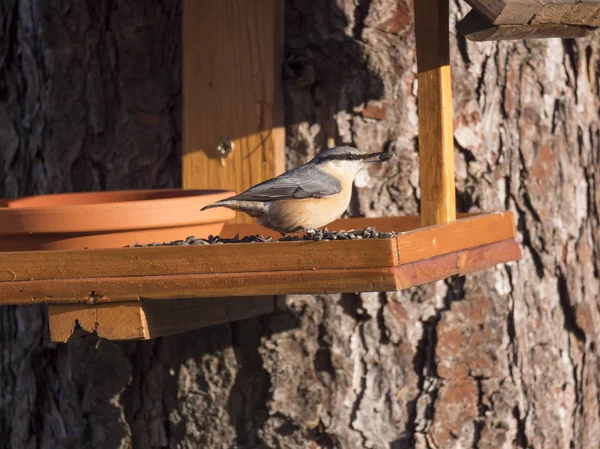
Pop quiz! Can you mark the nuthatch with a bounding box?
[201,146,393,234]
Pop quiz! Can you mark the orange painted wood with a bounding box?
[0,213,520,308]
[395,212,516,264]
[394,251,461,289]
[182,0,285,224]
[0,213,508,283]
[415,0,456,226]
[457,239,521,276]
[0,267,401,304]
[48,296,279,342]
[44,239,520,341]
[0,238,398,282]
[395,239,521,289]
[1,242,520,305]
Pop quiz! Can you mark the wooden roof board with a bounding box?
[458,9,593,41]
[0,213,520,305]
[461,1,600,41]
[466,0,600,25]
[465,0,542,25]
[531,2,600,26]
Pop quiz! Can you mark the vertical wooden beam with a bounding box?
[414,0,457,227]
[182,1,285,224]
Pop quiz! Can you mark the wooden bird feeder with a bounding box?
[0,0,534,342]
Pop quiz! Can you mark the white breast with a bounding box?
[261,181,353,232]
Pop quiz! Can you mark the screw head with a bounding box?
[216,138,234,157]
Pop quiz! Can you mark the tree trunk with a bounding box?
[1,1,599,448]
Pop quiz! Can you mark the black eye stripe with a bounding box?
[321,154,360,161]
[319,152,384,162]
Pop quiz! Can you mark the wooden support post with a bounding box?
[182,0,285,224]
[48,296,282,342]
[414,0,457,227]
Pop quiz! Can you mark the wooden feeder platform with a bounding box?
[0,213,520,342]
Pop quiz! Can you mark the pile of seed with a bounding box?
[127,227,397,247]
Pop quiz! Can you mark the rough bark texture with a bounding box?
[1,0,599,448]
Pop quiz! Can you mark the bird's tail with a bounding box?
[201,199,265,217]
[200,201,225,211]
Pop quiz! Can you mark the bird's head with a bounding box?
[310,146,393,180]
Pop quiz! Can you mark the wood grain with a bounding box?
[0,267,402,304]
[0,214,509,284]
[48,302,147,342]
[48,296,279,342]
[464,0,541,25]
[0,213,520,307]
[0,237,399,282]
[531,3,600,26]
[5,239,521,308]
[394,239,521,289]
[414,0,456,227]
[464,0,600,27]
[457,239,522,276]
[395,212,516,264]
[458,9,593,41]
[181,0,285,224]
[46,240,521,342]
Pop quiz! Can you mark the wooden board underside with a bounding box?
[0,213,514,285]
[6,239,521,306]
[49,296,280,342]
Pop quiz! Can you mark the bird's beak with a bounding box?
[363,152,393,164]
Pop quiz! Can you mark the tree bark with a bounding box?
[1,1,599,448]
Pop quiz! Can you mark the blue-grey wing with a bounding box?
[225,165,341,202]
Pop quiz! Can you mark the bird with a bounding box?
[201,146,393,235]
